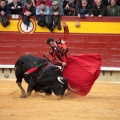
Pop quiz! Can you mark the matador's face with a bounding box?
[49,41,56,47]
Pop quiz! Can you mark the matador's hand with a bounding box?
[62,62,67,67]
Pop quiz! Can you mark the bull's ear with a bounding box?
[57,77,64,84]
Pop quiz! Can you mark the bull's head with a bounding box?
[52,76,68,97]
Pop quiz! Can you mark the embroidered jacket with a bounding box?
[49,25,69,66]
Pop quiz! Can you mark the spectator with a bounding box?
[64,1,76,16]
[36,0,52,7]
[63,0,75,10]
[22,0,36,29]
[107,0,120,16]
[6,0,36,6]
[9,0,22,14]
[49,0,64,32]
[78,0,92,18]
[0,0,10,27]
[90,0,107,17]
[36,1,50,27]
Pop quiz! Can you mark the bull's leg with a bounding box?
[42,86,52,96]
[26,84,33,97]
[15,64,26,98]
[16,81,25,97]
[36,85,52,96]
[44,90,52,96]
[21,76,36,98]
[18,84,33,98]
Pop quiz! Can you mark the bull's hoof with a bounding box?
[20,94,27,98]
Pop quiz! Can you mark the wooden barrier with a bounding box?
[0,16,120,68]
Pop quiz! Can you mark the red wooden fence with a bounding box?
[0,16,120,67]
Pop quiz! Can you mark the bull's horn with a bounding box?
[57,77,64,84]
[68,84,76,93]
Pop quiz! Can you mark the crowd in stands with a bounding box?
[0,0,120,31]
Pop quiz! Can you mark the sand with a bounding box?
[0,80,120,120]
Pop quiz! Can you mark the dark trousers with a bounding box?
[36,15,53,31]
[22,15,31,30]
[50,15,62,32]
[0,14,10,27]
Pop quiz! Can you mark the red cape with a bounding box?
[62,54,101,96]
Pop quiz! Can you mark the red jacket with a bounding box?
[49,25,69,66]
[61,25,69,41]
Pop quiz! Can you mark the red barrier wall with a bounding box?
[0,16,120,67]
[0,32,120,67]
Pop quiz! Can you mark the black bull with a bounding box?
[15,54,68,98]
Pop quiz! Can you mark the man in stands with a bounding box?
[49,0,64,32]
[9,0,23,14]
[77,0,92,18]
[90,0,107,17]
[36,1,50,27]
[22,0,36,29]
[0,0,10,27]
[107,0,120,16]
[63,1,76,16]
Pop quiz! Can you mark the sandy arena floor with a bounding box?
[0,80,120,120]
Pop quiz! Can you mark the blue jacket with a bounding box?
[0,4,9,15]
[36,6,49,15]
